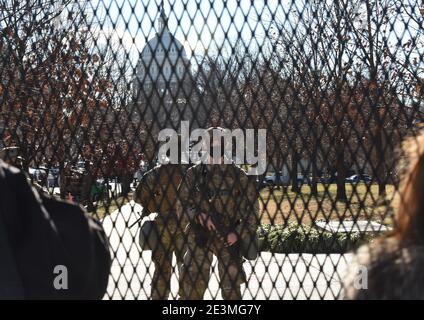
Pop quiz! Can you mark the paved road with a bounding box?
[102,201,352,300]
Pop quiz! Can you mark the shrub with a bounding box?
[257,222,377,254]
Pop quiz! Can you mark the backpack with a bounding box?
[0,160,111,299]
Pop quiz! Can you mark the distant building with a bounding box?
[131,5,204,132]
[131,5,206,163]
[133,6,190,98]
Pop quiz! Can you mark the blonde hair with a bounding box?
[395,131,424,243]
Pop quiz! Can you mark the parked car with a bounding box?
[264,171,288,186]
[46,170,56,188]
[29,167,48,185]
[346,174,360,183]
[297,174,311,184]
[361,174,372,183]
[345,174,372,184]
[319,174,334,184]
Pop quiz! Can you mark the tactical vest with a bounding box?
[195,164,243,227]
[194,163,259,260]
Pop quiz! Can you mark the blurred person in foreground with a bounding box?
[0,158,111,299]
[344,131,424,299]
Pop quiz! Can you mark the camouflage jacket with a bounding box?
[134,164,189,216]
[177,163,259,240]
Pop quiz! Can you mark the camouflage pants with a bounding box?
[151,216,186,300]
[180,229,246,300]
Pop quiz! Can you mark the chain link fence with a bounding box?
[0,0,423,300]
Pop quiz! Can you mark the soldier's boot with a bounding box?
[219,261,245,300]
[151,252,173,300]
[179,247,211,300]
[221,284,242,300]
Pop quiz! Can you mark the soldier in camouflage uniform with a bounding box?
[178,127,259,300]
[134,152,189,300]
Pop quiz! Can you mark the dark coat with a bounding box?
[0,160,111,299]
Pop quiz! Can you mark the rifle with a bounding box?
[193,210,240,260]
[129,207,150,229]
[208,212,240,260]
[193,164,240,259]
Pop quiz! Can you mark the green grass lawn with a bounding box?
[259,183,396,226]
[89,193,133,220]
[89,183,396,228]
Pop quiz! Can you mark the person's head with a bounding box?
[395,131,424,243]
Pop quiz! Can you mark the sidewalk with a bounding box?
[102,201,352,300]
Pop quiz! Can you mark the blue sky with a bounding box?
[83,0,288,63]
[73,0,420,74]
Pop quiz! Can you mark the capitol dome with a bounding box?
[134,6,190,95]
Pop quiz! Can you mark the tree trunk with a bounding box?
[375,127,386,197]
[336,143,347,201]
[291,150,299,193]
[311,143,318,196]
[121,174,132,197]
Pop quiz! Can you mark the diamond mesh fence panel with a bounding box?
[0,0,423,300]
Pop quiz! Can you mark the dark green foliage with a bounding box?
[258,222,377,254]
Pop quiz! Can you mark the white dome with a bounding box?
[134,8,190,93]
[141,31,188,63]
